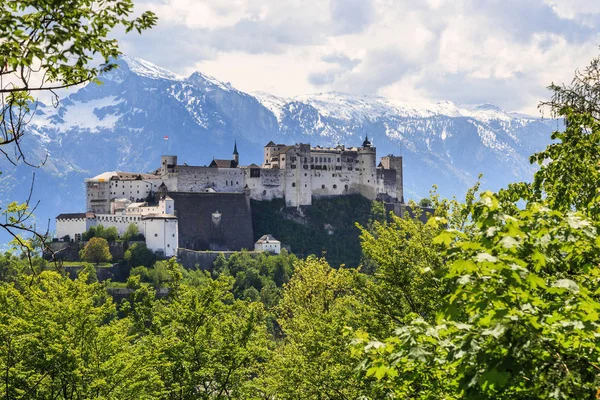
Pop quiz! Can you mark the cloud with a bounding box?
[118,0,600,113]
[330,0,375,35]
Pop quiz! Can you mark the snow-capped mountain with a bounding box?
[1,56,557,235]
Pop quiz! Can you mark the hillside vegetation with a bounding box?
[251,195,380,268]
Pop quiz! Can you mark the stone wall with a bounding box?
[168,191,254,251]
[176,166,245,192]
[177,248,261,270]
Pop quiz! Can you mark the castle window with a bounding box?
[337,158,340,162]
[291,165,296,169]
[304,157,307,163]
[311,165,315,170]
[305,184,307,187]
[345,185,348,189]
[236,181,239,184]
[292,183,296,187]
[167,244,170,247]
[155,233,158,237]
[305,173,307,176]
[321,184,325,189]
[333,184,337,189]
[263,190,267,195]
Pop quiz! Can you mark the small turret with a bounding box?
[233,141,239,165]
[362,135,372,148]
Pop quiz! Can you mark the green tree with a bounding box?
[352,94,600,398]
[104,226,119,243]
[145,275,269,398]
[418,197,433,208]
[77,262,98,283]
[261,257,382,399]
[358,212,445,324]
[125,242,156,268]
[81,237,112,265]
[0,271,160,398]
[123,223,143,242]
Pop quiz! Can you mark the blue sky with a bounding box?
[117,0,600,114]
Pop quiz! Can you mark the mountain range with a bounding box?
[0,56,559,235]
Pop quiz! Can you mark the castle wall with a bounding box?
[168,192,254,251]
[56,217,89,240]
[176,166,245,192]
[92,214,145,235]
[144,218,178,257]
[246,168,285,202]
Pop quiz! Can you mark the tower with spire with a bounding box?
[362,135,372,148]
[233,141,239,166]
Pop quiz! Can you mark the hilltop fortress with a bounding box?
[56,138,403,256]
[86,137,403,212]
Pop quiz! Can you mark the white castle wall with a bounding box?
[144,218,178,257]
[56,217,89,240]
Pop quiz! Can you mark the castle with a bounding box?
[85,137,403,212]
[57,138,403,255]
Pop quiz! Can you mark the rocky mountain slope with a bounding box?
[0,56,557,235]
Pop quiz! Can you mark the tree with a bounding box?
[352,98,600,398]
[125,242,156,268]
[104,226,119,243]
[261,257,383,399]
[418,197,433,208]
[358,211,445,325]
[81,237,112,265]
[0,271,160,398]
[0,0,156,259]
[540,54,600,120]
[123,223,143,242]
[145,275,269,398]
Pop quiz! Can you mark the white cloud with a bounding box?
[122,0,600,113]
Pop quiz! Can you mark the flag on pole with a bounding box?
[164,136,169,141]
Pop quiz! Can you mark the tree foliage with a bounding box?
[125,242,156,269]
[80,237,112,265]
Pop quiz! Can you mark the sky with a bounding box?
[116,0,600,115]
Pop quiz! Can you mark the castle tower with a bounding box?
[380,155,404,203]
[358,135,377,200]
[233,141,239,166]
[161,155,177,176]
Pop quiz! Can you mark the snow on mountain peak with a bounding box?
[186,71,234,92]
[121,55,183,81]
[252,92,288,122]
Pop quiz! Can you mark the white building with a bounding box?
[254,234,281,254]
[56,196,178,257]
